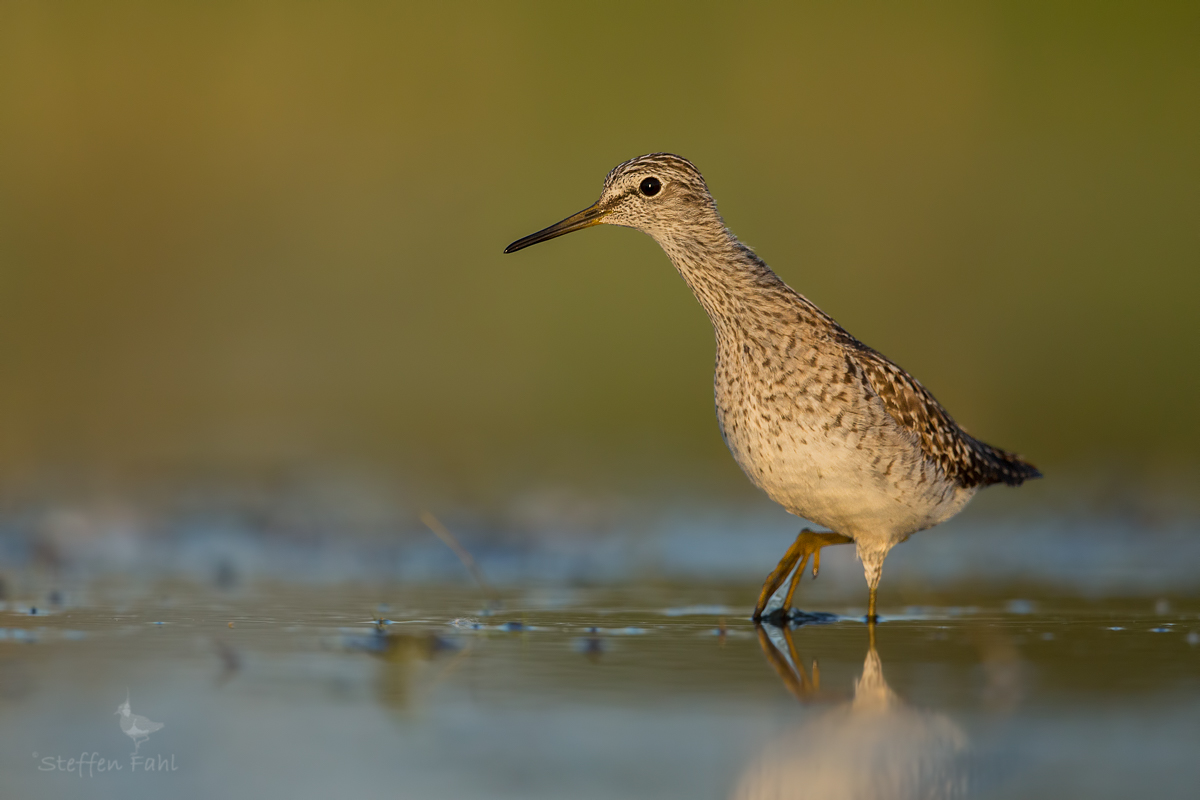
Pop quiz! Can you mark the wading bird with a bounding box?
[505,154,1039,623]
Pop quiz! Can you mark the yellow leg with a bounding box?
[753,529,853,621]
[782,544,834,609]
[752,540,806,621]
[867,585,878,624]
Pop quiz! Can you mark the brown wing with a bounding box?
[848,343,1040,488]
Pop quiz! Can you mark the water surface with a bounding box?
[1,580,1196,799]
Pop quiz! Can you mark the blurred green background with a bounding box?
[1,1,1196,510]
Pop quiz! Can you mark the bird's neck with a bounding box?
[652,222,795,340]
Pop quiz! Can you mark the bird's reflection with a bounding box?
[342,623,466,712]
[733,624,968,800]
[373,630,461,711]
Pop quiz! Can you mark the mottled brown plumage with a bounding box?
[505,153,1040,622]
[840,331,1039,489]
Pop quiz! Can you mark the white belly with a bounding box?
[717,393,975,543]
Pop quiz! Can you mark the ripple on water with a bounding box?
[660,605,736,617]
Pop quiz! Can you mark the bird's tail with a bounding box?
[967,435,1042,487]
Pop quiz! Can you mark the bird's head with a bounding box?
[504,153,718,254]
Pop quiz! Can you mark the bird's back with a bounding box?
[837,329,1041,489]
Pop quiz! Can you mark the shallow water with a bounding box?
[1,580,1197,799]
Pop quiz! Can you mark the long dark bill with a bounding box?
[503,203,608,254]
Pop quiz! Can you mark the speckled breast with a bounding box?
[712,342,973,540]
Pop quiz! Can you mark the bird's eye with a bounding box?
[639,177,662,197]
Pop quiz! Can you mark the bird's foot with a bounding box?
[752,529,853,621]
[758,606,793,627]
[757,607,840,629]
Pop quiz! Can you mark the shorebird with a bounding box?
[504,154,1040,623]
[115,690,164,754]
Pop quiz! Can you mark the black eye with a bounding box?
[639,176,661,197]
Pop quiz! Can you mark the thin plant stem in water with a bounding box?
[420,511,501,610]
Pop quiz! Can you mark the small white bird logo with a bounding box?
[115,690,164,754]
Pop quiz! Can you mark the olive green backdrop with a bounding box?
[1,2,1196,506]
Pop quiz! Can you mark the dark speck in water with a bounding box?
[575,635,605,660]
[214,557,239,590]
